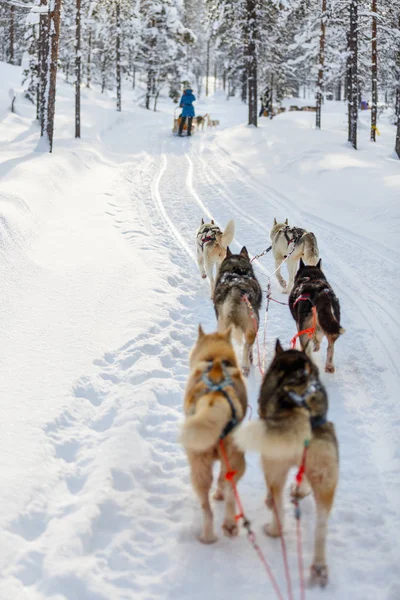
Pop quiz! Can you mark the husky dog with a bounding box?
[235,340,339,587]
[289,258,344,373]
[270,218,319,294]
[181,326,247,544]
[195,114,209,131]
[196,218,235,297]
[213,247,262,377]
[207,116,220,128]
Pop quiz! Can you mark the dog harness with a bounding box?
[197,225,221,250]
[201,365,239,439]
[287,381,327,429]
[283,225,305,247]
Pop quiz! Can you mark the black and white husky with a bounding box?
[270,218,319,294]
[196,219,235,297]
[213,247,262,376]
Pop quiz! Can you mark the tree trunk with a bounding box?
[246,0,258,126]
[45,0,62,152]
[214,62,217,93]
[336,79,341,101]
[348,0,358,149]
[205,38,210,97]
[132,65,136,89]
[396,106,400,158]
[370,0,378,142]
[316,0,327,129]
[146,69,153,109]
[241,63,247,103]
[116,1,122,112]
[9,5,15,65]
[222,69,226,92]
[86,27,92,88]
[75,0,81,138]
[39,0,49,134]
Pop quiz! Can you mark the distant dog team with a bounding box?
[181,216,344,588]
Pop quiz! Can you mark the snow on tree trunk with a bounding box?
[75,0,81,139]
[246,0,258,127]
[86,26,92,88]
[9,5,15,65]
[348,0,358,150]
[40,0,62,153]
[316,0,327,130]
[116,0,121,113]
[39,0,50,136]
[371,0,378,142]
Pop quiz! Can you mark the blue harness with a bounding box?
[201,367,239,439]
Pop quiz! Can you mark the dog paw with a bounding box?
[263,523,280,538]
[198,532,218,544]
[213,489,224,501]
[325,364,335,373]
[242,366,250,378]
[222,519,239,538]
[282,288,290,295]
[309,564,328,588]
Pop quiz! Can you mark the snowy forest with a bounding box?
[1,0,400,153]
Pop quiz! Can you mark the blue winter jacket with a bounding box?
[180,89,196,117]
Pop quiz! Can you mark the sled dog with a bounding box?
[270,218,319,294]
[213,246,262,376]
[289,258,344,373]
[180,326,247,544]
[196,218,235,296]
[207,116,220,128]
[235,340,339,587]
[195,114,209,131]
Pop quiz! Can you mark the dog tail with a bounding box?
[315,294,345,336]
[220,220,235,248]
[180,393,234,452]
[302,232,319,265]
[234,420,310,460]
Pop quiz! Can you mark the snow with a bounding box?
[0,62,399,600]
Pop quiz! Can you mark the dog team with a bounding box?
[181,217,345,588]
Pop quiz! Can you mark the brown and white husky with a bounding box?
[180,326,247,544]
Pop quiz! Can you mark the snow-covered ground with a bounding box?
[0,62,399,600]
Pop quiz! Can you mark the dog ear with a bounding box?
[198,324,205,339]
[285,218,288,225]
[201,218,204,225]
[211,219,214,224]
[275,339,284,354]
[226,246,232,257]
[299,258,306,269]
[240,246,250,259]
[316,258,322,269]
[273,217,277,225]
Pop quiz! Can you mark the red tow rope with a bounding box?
[290,306,317,350]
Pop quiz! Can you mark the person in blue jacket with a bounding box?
[178,88,196,136]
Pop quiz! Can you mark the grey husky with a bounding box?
[213,247,262,376]
[270,218,319,294]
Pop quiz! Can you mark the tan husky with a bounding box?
[196,218,235,297]
[180,326,247,544]
[270,218,319,294]
[235,340,339,587]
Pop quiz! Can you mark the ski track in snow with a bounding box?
[2,107,400,600]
